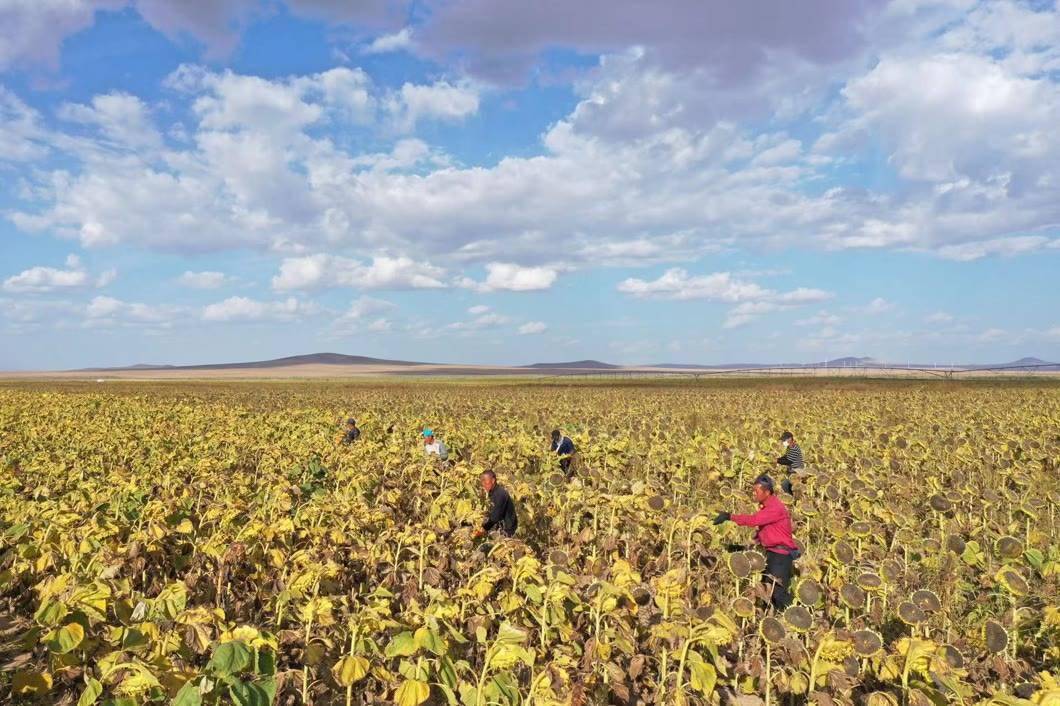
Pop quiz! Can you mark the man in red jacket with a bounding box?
[714,475,797,610]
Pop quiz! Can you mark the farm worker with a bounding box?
[473,470,518,538]
[341,418,361,444]
[713,474,797,610]
[550,429,576,476]
[422,428,449,460]
[776,430,804,494]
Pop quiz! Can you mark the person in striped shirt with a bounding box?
[776,430,804,494]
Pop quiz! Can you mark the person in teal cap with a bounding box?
[422,428,449,460]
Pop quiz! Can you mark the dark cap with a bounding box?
[347,418,356,425]
[754,474,776,493]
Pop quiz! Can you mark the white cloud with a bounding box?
[617,269,767,302]
[0,0,122,71]
[935,236,1057,262]
[796,311,842,327]
[467,304,490,315]
[458,263,559,292]
[446,311,510,332]
[0,88,48,162]
[518,321,547,335]
[85,295,179,326]
[619,268,831,327]
[58,92,161,149]
[362,28,413,54]
[271,254,446,291]
[387,80,479,131]
[3,254,114,293]
[862,297,894,314]
[5,2,1060,279]
[331,296,395,335]
[201,296,313,322]
[177,271,229,289]
[925,311,953,324]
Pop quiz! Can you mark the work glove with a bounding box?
[712,511,731,525]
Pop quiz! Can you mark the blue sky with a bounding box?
[1,0,1058,369]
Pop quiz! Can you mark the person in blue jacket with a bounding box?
[550,429,576,476]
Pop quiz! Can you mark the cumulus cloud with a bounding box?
[58,92,161,149]
[177,271,229,289]
[386,80,479,131]
[3,254,115,293]
[271,254,446,291]
[458,263,559,292]
[862,297,894,314]
[201,296,314,322]
[362,27,413,54]
[331,296,395,335]
[85,295,180,326]
[0,1,411,72]
[0,88,48,162]
[925,311,953,324]
[796,311,842,327]
[619,268,831,328]
[446,311,510,332]
[4,0,1060,286]
[517,321,547,335]
[935,236,1059,262]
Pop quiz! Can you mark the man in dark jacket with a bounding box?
[341,418,361,444]
[550,430,576,476]
[776,430,804,494]
[473,470,517,538]
[714,475,798,610]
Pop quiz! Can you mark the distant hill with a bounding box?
[80,352,422,372]
[523,360,620,370]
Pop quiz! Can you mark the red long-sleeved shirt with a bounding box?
[732,494,796,555]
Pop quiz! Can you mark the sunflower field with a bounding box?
[0,379,1058,706]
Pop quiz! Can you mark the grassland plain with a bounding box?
[0,378,1058,706]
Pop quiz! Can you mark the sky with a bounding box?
[0,0,1058,369]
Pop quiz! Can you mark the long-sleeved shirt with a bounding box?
[777,443,804,470]
[483,485,517,536]
[732,494,797,555]
[551,436,575,455]
[342,427,361,444]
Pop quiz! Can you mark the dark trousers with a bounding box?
[559,456,572,476]
[763,551,793,610]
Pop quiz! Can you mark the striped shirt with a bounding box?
[780,443,804,470]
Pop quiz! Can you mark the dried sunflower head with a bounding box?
[880,559,904,583]
[759,616,786,644]
[840,583,866,609]
[549,550,569,566]
[996,568,1029,596]
[928,494,953,512]
[910,589,941,613]
[865,692,900,706]
[733,597,756,619]
[852,629,883,657]
[783,605,813,632]
[897,601,926,626]
[745,551,766,573]
[937,644,964,669]
[647,495,666,511]
[631,585,651,606]
[945,534,966,554]
[983,620,1008,653]
[856,572,883,592]
[796,578,824,607]
[994,535,1023,560]
[727,552,752,579]
[832,540,856,565]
